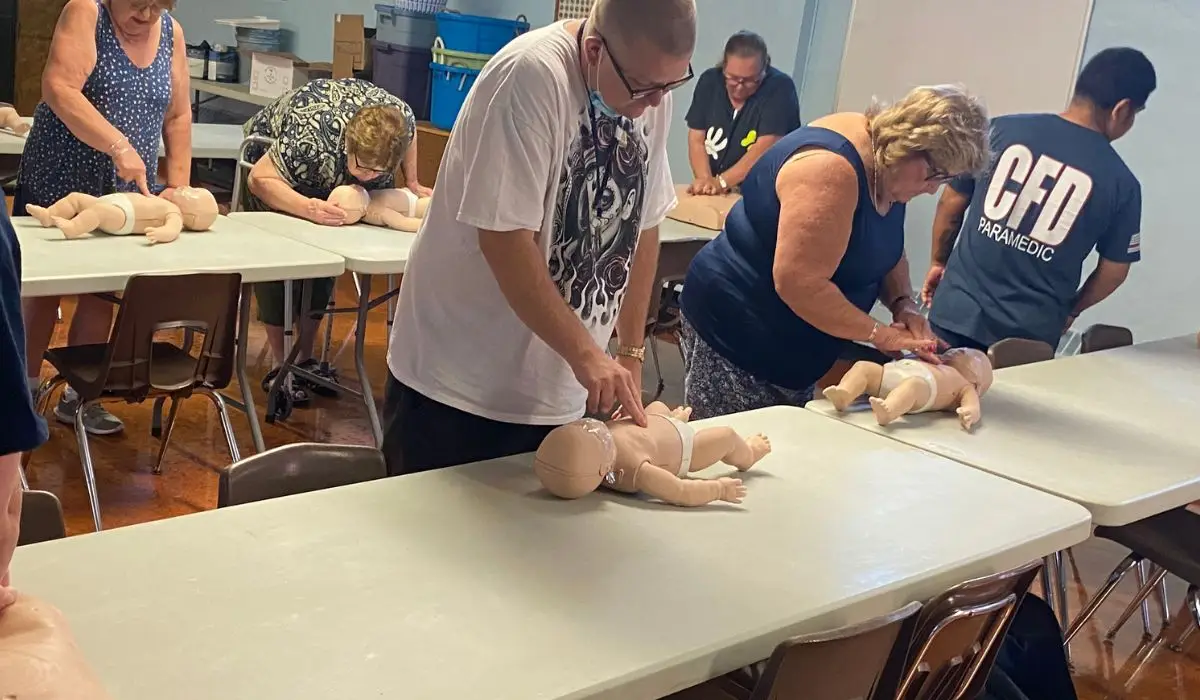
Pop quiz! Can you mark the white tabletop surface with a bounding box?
[233,211,415,275]
[15,214,345,297]
[0,118,243,160]
[659,216,719,243]
[11,406,1090,700]
[190,78,278,107]
[807,336,1200,526]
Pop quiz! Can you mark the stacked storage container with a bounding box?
[429,12,530,130]
[373,2,444,120]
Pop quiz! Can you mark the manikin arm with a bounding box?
[143,206,183,245]
[636,462,742,507]
[366,208,423,232]
[955,384,982,431]
[0,107,26,135]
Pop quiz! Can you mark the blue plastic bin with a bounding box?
[429,62,480,130]
[435,12,528,54]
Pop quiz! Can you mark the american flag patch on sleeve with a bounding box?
[1127,233,1141,254]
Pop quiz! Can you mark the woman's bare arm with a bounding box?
[771,152,879,341]
[160,18,192,189]
[41,0,127,155]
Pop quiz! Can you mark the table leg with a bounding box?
[355,273,383,446]
[234,285,266,453]
[1049,551,1072,664]
[386,273,396,346]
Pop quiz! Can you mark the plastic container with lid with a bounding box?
[431,36,491,71]
[373,40,432,120]
[434,12,528,55]
[375,4,438,50]
[429,62,480,130]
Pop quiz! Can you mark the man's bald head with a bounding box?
[590,0,697,57]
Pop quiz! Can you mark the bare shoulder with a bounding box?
[61,0,100,25]
[171,15,186,41]
[777,148,858,197]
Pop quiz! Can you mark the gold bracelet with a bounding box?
[866,322,880,343]
[108,136,129,156]
[615,344,646,362]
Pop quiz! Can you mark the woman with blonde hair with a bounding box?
[243,77,428,405]
[678,84,990,419]
[18,0,192,436]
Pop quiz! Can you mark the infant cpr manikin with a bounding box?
[328,185,431,232]
[27,187,219,244]
[533,401,772,507]
[822,348,994,431]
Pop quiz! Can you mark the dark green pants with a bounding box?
[254,278,336,327]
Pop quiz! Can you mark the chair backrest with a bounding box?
[17,490,67,545]
[1080,324,1133,354]
[218,443,388,507]
[892,560,1042,700]
[986,338,1055,369]
[82,273,242,401]
[646,239,708,326]
[747,601,922,700]
[230,134,276,213]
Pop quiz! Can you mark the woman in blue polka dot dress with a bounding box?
[16,0,192,436]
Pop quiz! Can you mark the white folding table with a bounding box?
[11,406,1090,700]
[232,211,416,445]
[15,214,346,453]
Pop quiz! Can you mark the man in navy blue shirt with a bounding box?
[0,207,49,606]
[923,47,1156,351]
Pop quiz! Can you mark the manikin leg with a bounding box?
[26,193,101,227]
[51,204,127,239]
[822,361,884,411]
[868,377,928,426]
[689,427,771,472]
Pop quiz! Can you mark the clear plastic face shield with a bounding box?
[574,418,618,484]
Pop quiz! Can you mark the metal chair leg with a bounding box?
[17,465,29,490]
[1106,565,1168,640]
[1156,575,1172,628]
[73,401,104,532]
[198,388,242,464]
[1065,554,1142,644]
[23,377,66,472]
[1136,560,1154,636]
[648,333,665,402]
[1169,586,1200,652]
[153,397,181,474]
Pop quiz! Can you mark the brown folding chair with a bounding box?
[218,443,387,507]
[1080,323,1133,354]
[986,338,1055,369]
[645,239,708,401]
[26,273,244,532]
[711,601,922,700]
[891,560,1042,700]
[16,490,67,546]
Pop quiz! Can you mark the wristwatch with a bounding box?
[615,345,646,363]
[717,174,729,192]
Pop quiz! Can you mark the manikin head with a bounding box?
[532,418,617,499]
[580,0,697,119]
[166,187,219,231]
[867,85,990,204]
[1066,47,1156,142]
[942,347,994,396]
[719,31,770,106]
[328,185,370,224]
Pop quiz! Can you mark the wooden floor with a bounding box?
[18,275,1200,699]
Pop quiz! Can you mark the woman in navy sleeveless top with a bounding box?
[17,0,192,436]
[679,85,990,419]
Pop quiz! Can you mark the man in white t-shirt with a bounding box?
[383,0,696,475]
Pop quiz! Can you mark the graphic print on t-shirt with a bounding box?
[975,143,1095,263]
[548,110,648,331]
[704,126,728,160]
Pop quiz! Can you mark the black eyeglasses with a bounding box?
[922,154,955,184]
[351,152,392,176]
[597,32,694,100]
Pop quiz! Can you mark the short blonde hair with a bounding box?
[866,84,990,177]
[346,105,412,171]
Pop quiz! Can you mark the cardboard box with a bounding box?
[248,52,334,99]
[333,14,366,79]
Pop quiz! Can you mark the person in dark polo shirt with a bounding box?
[0,207,50,606]
[684,31,800,195]
[923,47,1156,351]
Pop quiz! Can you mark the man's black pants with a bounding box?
[381,375,557,476]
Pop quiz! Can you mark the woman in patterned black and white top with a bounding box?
[18,0,192,437]
[243,77,427,405]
